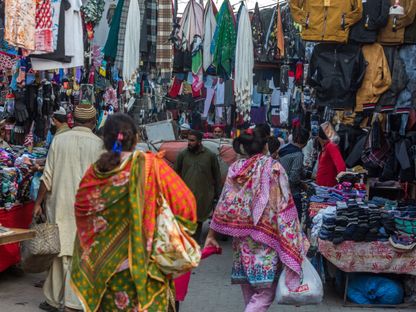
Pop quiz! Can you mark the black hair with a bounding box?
[268,136,280,155]
[188,130,203,141]
[255,123,271,137]
[233,128,267,156]
[96,113,138,172]
[293,127,310,145]
[53,114,67,124]
[318,126,329,141]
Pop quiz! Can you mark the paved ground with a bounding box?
[0,235,412,311]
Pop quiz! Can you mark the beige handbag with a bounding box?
[21,215,60,273]
[150,157,201,278]
[151,195,201,278]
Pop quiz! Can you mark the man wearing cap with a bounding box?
[175,130,222,244]
[46,107,70,147]
[34,105,103,312]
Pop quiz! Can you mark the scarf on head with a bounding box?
[210,155,306,290]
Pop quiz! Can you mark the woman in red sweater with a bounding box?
[316,127,346,187]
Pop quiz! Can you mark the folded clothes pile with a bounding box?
[308,183,367,220]
[389,205,416,251]
[319,199,395,245]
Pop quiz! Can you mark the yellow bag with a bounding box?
[151,195,201,278]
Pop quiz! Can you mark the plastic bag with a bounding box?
[30,172,42,201]
[347,274,404,305]
[276,257,323,305]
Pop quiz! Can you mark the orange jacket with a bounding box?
[290,0,362,43]
[356,43,392,112]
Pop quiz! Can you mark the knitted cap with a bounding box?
[74,105,96,120]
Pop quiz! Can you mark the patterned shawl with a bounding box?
[71,151,197,312]
[210,155,306,289]
[211,0,236,78]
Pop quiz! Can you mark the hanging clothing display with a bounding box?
[235,4,254,122]
[156,0,173,81]
[34,0,54,53]
[349,0,390,44]
[114,0,131,70]
[308,43,366,110]
[4,0,36,51]
[178,0,204,51]
[122,0,141,82]
[377,0,416,45]
[211,0,236,78]
[203,0,217,71]
[290,0,363,43]
[356,43,392,112]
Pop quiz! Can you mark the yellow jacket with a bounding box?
[378,0,416,45]
[356,43,392,112]
[290,0,362,43]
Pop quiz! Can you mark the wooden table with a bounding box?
[0,228,35,246]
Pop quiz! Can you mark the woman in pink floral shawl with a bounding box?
[205,127,306,312]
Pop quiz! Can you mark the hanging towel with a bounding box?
[235,4,254,122]
[123,0,141,82]
[156,0,173,81]
[203,0,217,71]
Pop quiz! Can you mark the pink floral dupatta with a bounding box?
[210,154,306,289]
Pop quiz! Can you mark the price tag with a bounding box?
[324,0,330,6]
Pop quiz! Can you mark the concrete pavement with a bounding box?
[0,239,412,312]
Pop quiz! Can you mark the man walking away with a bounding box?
[34,105,104,312]
[278,128,309,219]
[175,130,222,244]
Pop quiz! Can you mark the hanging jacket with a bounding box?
[308,43,366,110]
[396,45,416,113]
[356,43,392,112]
[377,46,409,112]
[377,0,416,45]
[349,0,390,43]
[289,0,362,43]
[404,13,416,43]
[281,3,305,60]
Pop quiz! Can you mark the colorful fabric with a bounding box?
[211,0,236,78]
[156,0,173,81]
[103,0,124,61]
[71,151,197,312]
[35,0,53,53]
[4,0,36,50]
[210,155,306,290]
[232,236,280,288]
[318,239,416,275]
[0,52,17,72]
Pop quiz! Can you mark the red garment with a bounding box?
[316,142,346,187]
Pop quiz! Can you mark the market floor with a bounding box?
[0,240,412,312]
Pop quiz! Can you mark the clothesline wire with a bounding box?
[176,0,288,15]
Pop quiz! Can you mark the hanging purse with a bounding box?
[150,158,201,278]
